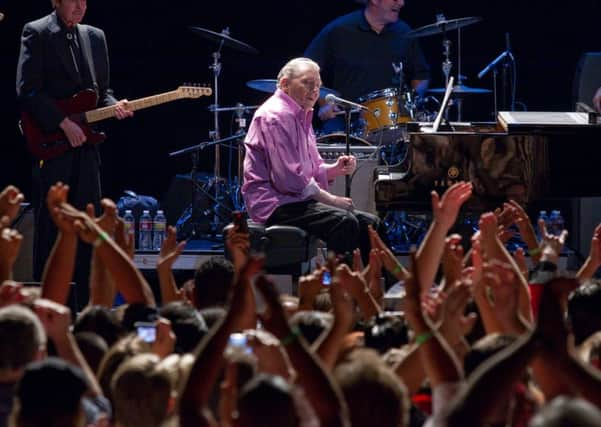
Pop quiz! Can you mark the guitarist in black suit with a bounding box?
[16,0,133,303]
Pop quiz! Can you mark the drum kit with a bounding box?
[169,14,493,241]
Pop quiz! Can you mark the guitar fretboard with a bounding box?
[85,90,181,123]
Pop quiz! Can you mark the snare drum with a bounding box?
[357,88,411,144]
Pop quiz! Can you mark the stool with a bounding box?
[223,222,318,292]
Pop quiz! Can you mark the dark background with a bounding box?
[1,0,600,207]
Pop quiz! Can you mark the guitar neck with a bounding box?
[85,90,182,123]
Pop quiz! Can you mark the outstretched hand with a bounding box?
[538,218,568,264]
[431,181,472,230]
[158,226,186,268]
[47,182,78,235]
[0,185,24,223]
[86,198,119,236]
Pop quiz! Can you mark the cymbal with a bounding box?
[188,26,259,55]
[406,16,482,38]
[428,84,492,95]
[246,79,340,99]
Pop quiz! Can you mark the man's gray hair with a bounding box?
[0,305,46,374]
[277,58,320,89]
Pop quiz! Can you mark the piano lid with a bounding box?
[497,111,601,134]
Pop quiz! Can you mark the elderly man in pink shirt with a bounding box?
[242,57,380,261]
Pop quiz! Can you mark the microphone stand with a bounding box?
[478,49,513,117]
[344,105,352,197]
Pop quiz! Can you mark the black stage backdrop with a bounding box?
[1,0,600,206]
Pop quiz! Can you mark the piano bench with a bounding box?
[223,222,318,290]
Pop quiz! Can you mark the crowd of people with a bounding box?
[8,0,601,426]
[1,178,601,427]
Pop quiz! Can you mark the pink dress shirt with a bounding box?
[242,89,329,223]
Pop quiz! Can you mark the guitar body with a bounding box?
[21,89,107,161]
[20,85,211,160]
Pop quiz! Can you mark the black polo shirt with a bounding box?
[305,9,430,101]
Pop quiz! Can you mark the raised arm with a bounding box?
[156,226,187,304]
[416,182,472,294]
[577,223,601,282]
[179,257,263,427]
[41,183,78,304]
[60,204,155,306]
[256,274,350,427]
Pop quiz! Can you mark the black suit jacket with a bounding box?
[16,11,117,133]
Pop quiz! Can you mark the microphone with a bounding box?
[0,12,4,22]
[324,93,369,111]
[477,50,509,79]
[478,32,512,79]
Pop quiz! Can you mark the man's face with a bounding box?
[54,0,87,27]
[371,0,404,25]
[281,65,322,111]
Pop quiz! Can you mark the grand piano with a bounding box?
[374,111,601,212]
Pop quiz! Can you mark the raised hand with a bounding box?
[298,267,325,310]
[513,247,529,280]
[367,248,383,301]
[47,182,77,234]
[0,227,23,279]
[431,181,473,230]
[225,224,250,273]
[59,204,103,245]
[0,281,26,308]
[437,280,477,353]
[158,226,186,269]
[255,274,291,339]
[494,203,516,231]
[587,224,601,268]
[0,185,24,223]
[86,198,119,236]
[115,218,135,259]
[538,218,568,264]
[482,260,528,334]
[441,234,464,290]
[33,298,72,342]
[369,225,408,279]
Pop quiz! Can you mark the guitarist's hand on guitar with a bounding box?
[59,117,86,147]
[114,99,134,120]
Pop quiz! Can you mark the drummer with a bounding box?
[305,0,430,133]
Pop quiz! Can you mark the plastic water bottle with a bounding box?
[152,210,167,250]
[536,210,549,239]
[123,210,135,240]
[552,210,565,235]
[548,210,558,235]
[138,210,152,251]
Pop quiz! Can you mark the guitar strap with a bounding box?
[77,26,99,95]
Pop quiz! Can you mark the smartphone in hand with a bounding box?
[135,321,156,343]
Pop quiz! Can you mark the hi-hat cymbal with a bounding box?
[246,79,340,99]
[428,84,492,95]
[406,16,482,38]
[188,26,259,55]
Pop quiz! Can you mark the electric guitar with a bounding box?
[20,85,212,160]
